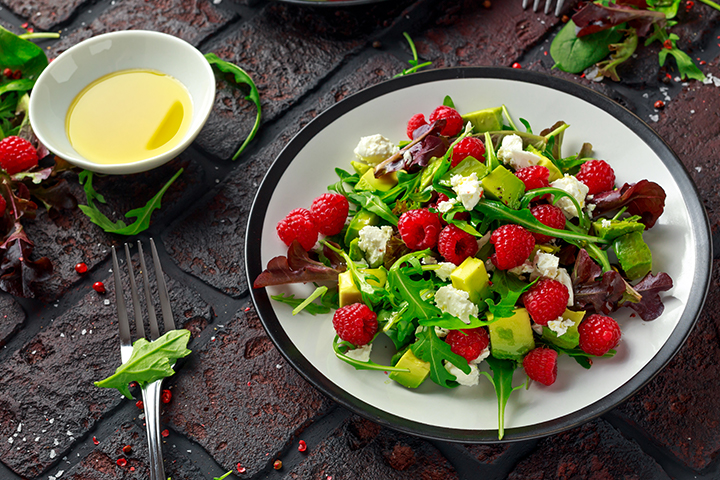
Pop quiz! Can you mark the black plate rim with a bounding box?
[245,66,712,443]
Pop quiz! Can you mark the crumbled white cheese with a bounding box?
[450,172,483,211]
[434,285,479,324]
[509,260,535,277]
[470,346,490,365]
[550,174,589,218]
[422,256,437,265]
[437,197,459,213]
[444,361,480,386]
[353,134,399,165]
[435,327,450,338]
[434,262,457,282]
[345,344,372,362]
[497,134,543,170]
[357,225,393,267]
[600,218,612,228]
[548,317,576,337]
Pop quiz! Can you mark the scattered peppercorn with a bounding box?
[75,262,88,274]
[136,400,144,410]
[237,463,246,474]
[92,436,99,445]
[161,389,172,404]
[161,429,169,437]
[561,15,570,23]
[511,62,521,69]
[93,281,106,293]
[372,40,381,49]
[2,68,12,78]
[654,100,665,109]
[273,460,282,470]
[122,445,132,454]
[483,0,491,7]
[13,70,21,80]
[116,458,128,467]
[298,440,307,452]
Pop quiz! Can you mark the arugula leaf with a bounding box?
[214,472,233,480]
[418,312,491,330]
[480,356,524,440]
[411,327,470,388]
[347,191,398,226]
[394,32,432,77]
[204,53,262,160]
[443,95,456,109]
[657,33,705,81]
[550,20,626,74]
[387,251,442,320]
[95,329,192,399]
[332,336,409,372]
[270,291,332,315]
[596,28,639,82]
[485,271,534,320]
[78,168,183,235]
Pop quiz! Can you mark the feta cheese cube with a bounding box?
[434,285,479,324]
[444,361,479,386]
[450,172,483,211]
[550,174,589,218]
[344,344,372,362]
[358,225,393,267]
[497,134,543,170]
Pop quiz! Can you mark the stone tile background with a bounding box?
[1,0,720,479]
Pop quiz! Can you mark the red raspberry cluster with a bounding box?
[276,192,349,251]
[0,136,39,176]
[406,105,464,139]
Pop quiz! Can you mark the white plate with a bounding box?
[246,67,711,442]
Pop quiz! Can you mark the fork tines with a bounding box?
[522,0,565,16]
[111,239,175,351]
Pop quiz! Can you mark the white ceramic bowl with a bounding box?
[29,30,215,174]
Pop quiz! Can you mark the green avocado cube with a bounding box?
[355,168,398,192]
[488,308,535,361]
[450,257,490,304]
[461,106,503,133]
[338,268,387,307]
[481,165,525,209]
[438,157,489,187]
[351,160,372,176]
[344,209,379,245]
[593,218,645,242]
[613,231,652,280]
[541,308,585,350]
[388,348,430,388]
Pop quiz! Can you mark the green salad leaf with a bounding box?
[480,356,525,440]
[95,329,192,399]
[411,327,470,388]
[394,32,432,77]
[550,20,626,74]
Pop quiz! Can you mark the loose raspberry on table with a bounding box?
[398,208,441,250]
[451,136,486,167]
[429,106,463,137]
[578,314,621,356]
[490,224,535,270]
[310,193,349,236]
[332,303,378,346]
[515,165,550,201]
[0,136,39,175]
[575,159,615,195]
[438,224,479,265]
[523,347,558,386]
[276,208,318,251]
[530,204,566,244]
[521,278,569,326]
[406,113,428,139]
[445,328,489,363]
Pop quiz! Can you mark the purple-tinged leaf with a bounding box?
[573,3,665,38]
[406,135,449,172]
[254,241,345,288]
[375,120,445,177]
[574,270,628,315]
[589,180,666,228]
[572,248,602,286]
[622,272,673,320]
[0,222,53,298]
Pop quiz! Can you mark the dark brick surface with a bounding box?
[164,300,332,477]
[165,53,405,296]
[282,415,458,480]
[506,420,670,480]
[0,264,211,477]
[0,294,25,347]
[0,0,86,31]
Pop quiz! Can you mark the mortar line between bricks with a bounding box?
[195,4,257,54]
[0,458,23,480]
[429,441,502,480]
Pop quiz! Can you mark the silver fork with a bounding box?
[112,239,175,480]
[522,0,566,16]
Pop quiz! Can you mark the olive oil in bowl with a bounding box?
[66,69,193,165]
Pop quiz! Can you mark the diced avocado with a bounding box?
[355,168,398,192]
[451,257,490,304]
[526,145,563,182]
[344,209,379,245]
[351,160,372,176]
[461,106,503,133]
[348,238,364,262]
[388,348,430,388]
[593,218,645,242]
[338,268,387,307]
[488,308,535,361]
[541,309,585,350]
[438,157,489,187]
[419,157,444,191]
[613,231,652,280]
[481,165,525,209]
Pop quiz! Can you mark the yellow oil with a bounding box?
[66,69,193,165]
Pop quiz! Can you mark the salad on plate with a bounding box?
[253,98,672,439]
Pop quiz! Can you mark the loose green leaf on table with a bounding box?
[95,329,192,399]
[550,20,626,74]
[204,53,262,160]
[78,168,183,235]
[394,32,432,78]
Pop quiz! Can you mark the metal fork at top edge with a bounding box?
[111,238,175,480]
[522,0,566,16]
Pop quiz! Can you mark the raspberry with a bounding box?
[578,314,621,356]
[523,347,558,386]
[445,328,489,363]
[451,137,486,167]
[310,193,349,236]
[530,204,566,244]
[398,208,441,250]
[0,136,39,175]
[406,113,428,139]
[515,165,550,201]
[490,224,534,270]
[276,208,318,251]
[521,278,569,326]
[438,224,478,265]
[428,106,463,137]
[575,159,615,195]
[332,303,378,346]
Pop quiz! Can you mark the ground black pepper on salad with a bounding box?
[253,98,672,439]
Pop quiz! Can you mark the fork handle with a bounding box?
[141,381,166,480]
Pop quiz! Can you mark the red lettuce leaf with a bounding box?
[375,119,446,177]
[0,223,53,298]
[589,180,666,228]
[573,3,665,38]
[622,272,673,320]
[253,241,345,288]
[574,270,628,315]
